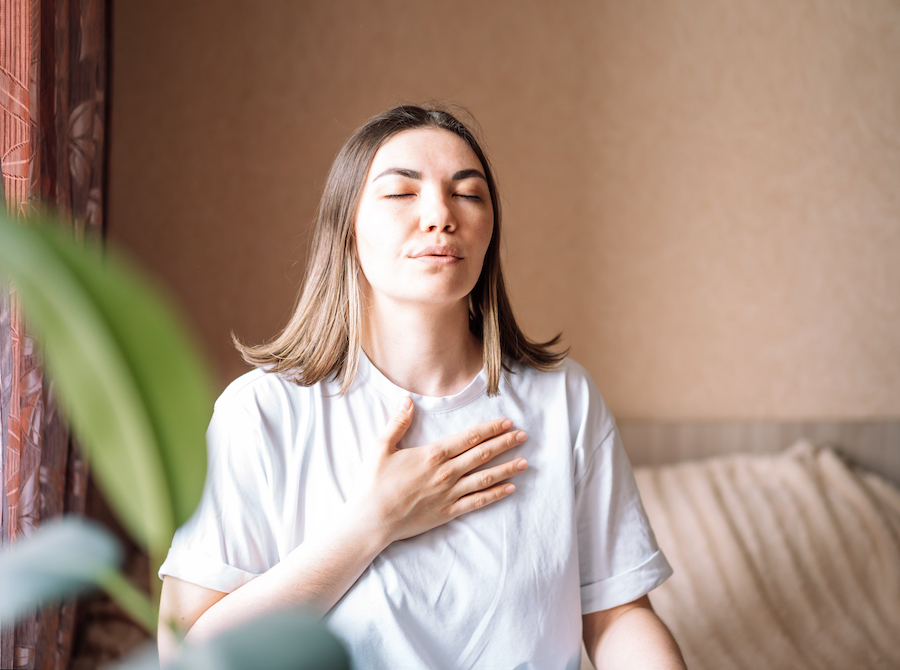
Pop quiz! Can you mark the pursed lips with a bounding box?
[410,245,464,264]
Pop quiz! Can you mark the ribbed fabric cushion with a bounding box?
[634,442,900,670]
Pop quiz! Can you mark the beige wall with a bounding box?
[108,1,900,420]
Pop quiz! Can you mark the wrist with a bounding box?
[340,494,395,554]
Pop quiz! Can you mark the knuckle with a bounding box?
[434,466,454,485]
[479,472,493,488]
[466,429,481,447]
[477,447,491,464]
[429,445,448,465]
[473,495,486,509]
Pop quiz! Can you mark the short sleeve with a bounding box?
[573,383,672,614]
[158,397,281,593]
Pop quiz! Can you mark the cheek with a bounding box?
[475,218,494,259]
[354,237,377,281]
[354,224,395,283]
[354,211,379,262]
[353,222,372,280]
[468,226,494,286]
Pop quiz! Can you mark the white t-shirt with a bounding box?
[159,353,672,669]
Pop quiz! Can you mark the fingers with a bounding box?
[450,482,518,518]
[440,418,517,460]
[378,397,413,453]
[454,428,527,474]
[456,456,528,497]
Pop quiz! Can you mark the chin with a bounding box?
[397,290,472,309]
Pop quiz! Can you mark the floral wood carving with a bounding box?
[1,0,107,667]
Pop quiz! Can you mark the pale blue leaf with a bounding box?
[102,642,160,670]
[0,518,121,628]
[172,611,350,670]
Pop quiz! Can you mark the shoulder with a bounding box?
[216,367,299,406]
[505,356,617,443]
[506,356,606,407]
[213,367,319,422]
[206,368,325,471]
[506,355,590,384]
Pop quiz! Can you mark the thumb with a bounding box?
[379,397,413,453]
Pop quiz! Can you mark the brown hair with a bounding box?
[236,104,565,395]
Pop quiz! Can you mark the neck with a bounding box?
[361,296,483,397]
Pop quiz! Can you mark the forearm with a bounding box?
[186,501,389,642]
[165,409,525,650]
[586,604,686,670]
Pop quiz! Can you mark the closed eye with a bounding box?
[455,194,482,201]
[384,193,415,199]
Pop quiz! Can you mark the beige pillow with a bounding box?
[634,442,900,670]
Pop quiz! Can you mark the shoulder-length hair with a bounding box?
[236,104,565,395]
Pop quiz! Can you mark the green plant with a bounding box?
[0,214,349,668]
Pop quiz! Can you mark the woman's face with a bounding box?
[354,128,494,313]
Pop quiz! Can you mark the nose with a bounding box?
[419,192,457,233]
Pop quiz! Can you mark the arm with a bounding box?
[158,497,388,662]
[158,397,528,658]
[582,596,686,670]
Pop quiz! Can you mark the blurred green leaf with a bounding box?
[97,569,159,634]
[173,611,351,670]
[0,215,213,559]
[0,518,121,628]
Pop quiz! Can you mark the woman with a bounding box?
[158,105,685,669]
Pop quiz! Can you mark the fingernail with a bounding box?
[397,397,412,412]
[501,419,513,430]
[516,431,527,443]
[517,459,528,471]
[505,485,516,494]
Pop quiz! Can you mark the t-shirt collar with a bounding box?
[356,348,488,413]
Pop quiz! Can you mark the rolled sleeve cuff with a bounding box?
[158,546,260,593]
[580,549,673,614]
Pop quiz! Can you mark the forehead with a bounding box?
[367,128,483,177]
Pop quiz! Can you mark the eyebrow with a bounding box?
[373,167,488,182]
[452,168,488,182]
